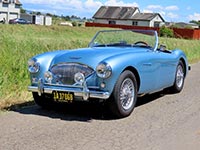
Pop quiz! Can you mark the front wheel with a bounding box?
[32,92,55,108]
[108,70,138,118]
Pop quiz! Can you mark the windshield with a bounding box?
[89,30,158,50]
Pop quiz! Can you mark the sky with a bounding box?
[20,0,200,23]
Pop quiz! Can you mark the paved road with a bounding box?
[0,63,200,150]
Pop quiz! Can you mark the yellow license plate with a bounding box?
[52,91,74,102]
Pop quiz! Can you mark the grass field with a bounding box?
[0,24,200,109]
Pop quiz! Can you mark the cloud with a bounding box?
[186,6,191,10]
[21,0,83,9]
[167,12,179,19]
[146,5,179,11]
[188,13,200,21]
[144,5,164,15]
[165,6,179,11]
[143,9,153,13]
[21,0,96,16]
[145,4,182,21]
[21,0,65,5]
[104,0,138,7]
[146,5,163,10]
[84,0,102,11]
[85,0,102,8]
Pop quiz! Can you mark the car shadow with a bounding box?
[136,91,166,107]
[9,90,169,122]
[9,101,110,122]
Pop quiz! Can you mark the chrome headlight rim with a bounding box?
[96,62,112,79]
[74,72,85,85]
[44,71,53,83]
[28,58,40,73]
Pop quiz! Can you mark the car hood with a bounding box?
[50,47,148,68]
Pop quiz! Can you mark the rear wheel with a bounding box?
[108,70,138,118]
[170,61,185,93]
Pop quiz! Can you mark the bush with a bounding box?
[72,21,77,26]
[160,26,174,38]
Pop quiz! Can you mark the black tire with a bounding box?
[32,92,55,108]
[108,70,138,118]
[170,61,185,93]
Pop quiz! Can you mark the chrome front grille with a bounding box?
[50,63,94,85]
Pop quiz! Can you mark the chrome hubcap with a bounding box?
[120,78,135,110]
[176,65,184,88]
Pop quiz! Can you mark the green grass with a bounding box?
[160,37,200,63]
[0,25,100,108]
[0,24,200,109]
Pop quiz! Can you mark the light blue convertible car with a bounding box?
[28,30,190,118]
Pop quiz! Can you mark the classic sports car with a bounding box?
[28,29,190,118]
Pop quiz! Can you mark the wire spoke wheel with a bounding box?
[120,78,135,110]
[109,70,138,118]
[176,64,184,88]
[170,61,185,93]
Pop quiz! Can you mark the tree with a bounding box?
[46,13,53,17]
[20,7,26,13]
[159,26,174,38]
[36,12,42,15]
[189,20,200,27]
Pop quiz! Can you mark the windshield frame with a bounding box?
[89,29,159,51]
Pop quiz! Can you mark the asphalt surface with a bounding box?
[0,62,200,150]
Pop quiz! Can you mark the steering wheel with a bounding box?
[134,41,148,46]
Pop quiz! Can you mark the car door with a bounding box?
[156,50,177,89]
[138,50,161,93]
[138,50,176,94]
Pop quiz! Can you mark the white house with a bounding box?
[20,13,52,26]
[93,6,165,27]
[93,6,140,25]
[131,13,165,27]
[0,0,21,23]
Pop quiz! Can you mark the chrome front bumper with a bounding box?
[28,79,110,101]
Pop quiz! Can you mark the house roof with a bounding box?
[93,6,140,20]
[2,0,22,5]
[174,22,199,28]
[132,13,165,22]
[15,0,22,5]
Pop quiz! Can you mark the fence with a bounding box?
[85,22,200,40]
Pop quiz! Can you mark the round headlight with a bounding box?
[96,62,112,78]
[74,72,85,84]
[28,58,40,73]
[44,71,53,83]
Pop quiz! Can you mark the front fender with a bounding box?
[29,50,67,82]
[172,49,189,76]
[100,52,142,94]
